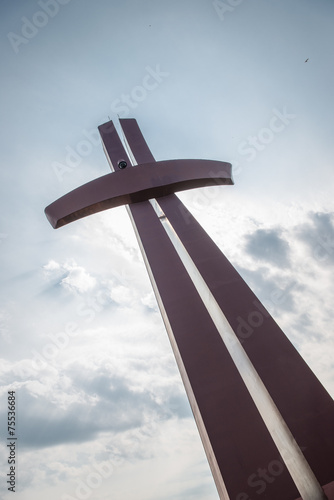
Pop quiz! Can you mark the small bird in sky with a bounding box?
[305,58,309,63]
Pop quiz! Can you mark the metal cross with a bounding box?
[45,119,334,500]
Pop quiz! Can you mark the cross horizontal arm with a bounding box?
[45,159,232,228]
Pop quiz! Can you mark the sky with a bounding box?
[0,0,334,499]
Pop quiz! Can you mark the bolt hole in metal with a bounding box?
[118,160,127,169]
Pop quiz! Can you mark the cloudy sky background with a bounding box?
[1,1,334,498]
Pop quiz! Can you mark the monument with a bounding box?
[45,119,334,500]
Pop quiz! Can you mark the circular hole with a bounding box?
[118,160,127,169]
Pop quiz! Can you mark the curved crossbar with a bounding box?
[45,159,232,228]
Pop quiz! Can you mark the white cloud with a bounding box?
[140,291,158,310]
[60,264,97,294]
[43,260,61,274]
[109,284,134,307]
